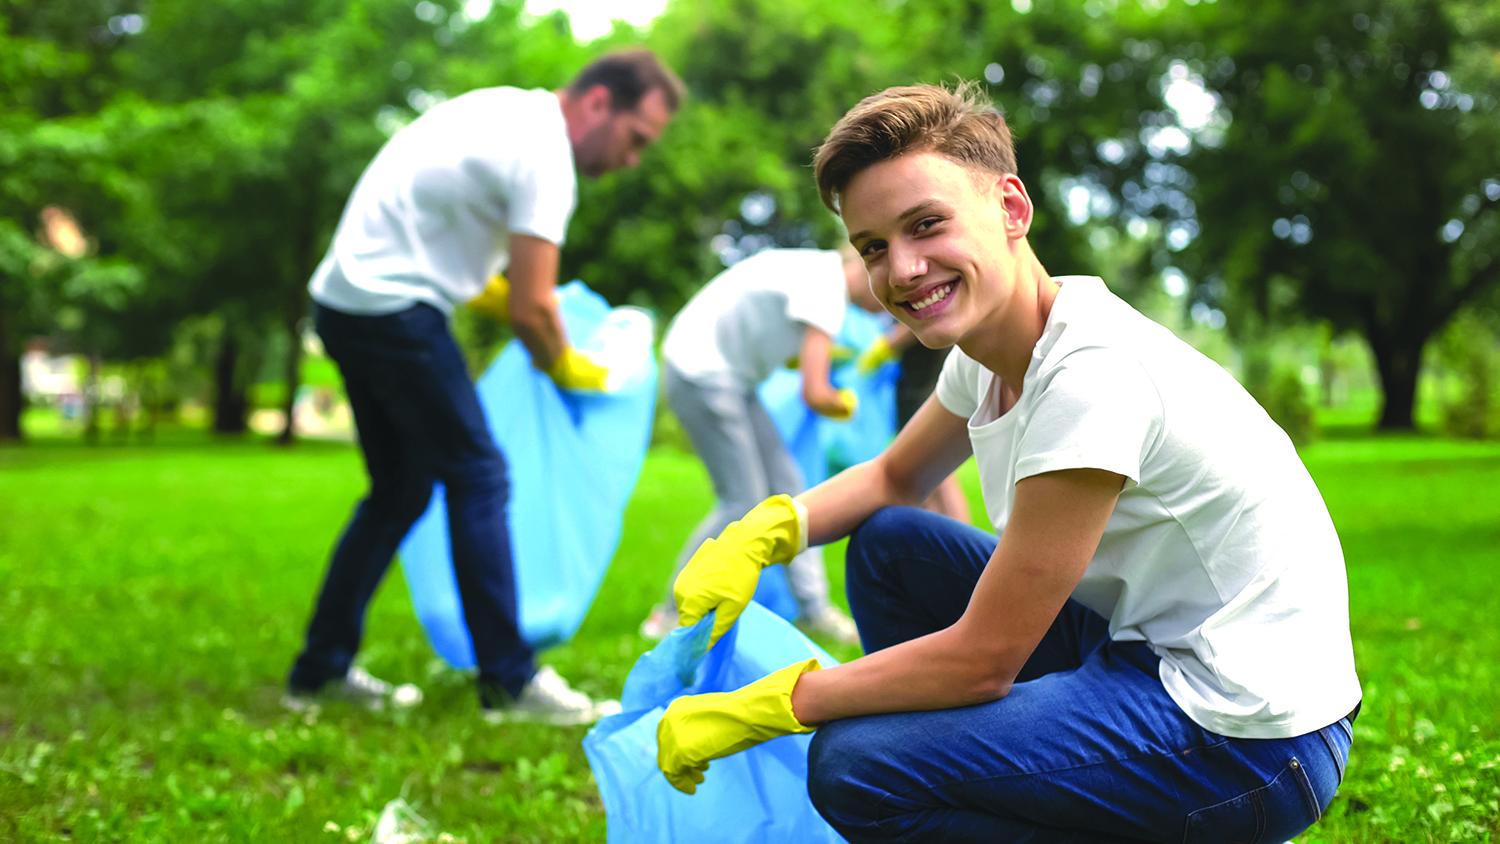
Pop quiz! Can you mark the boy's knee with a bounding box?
[808,721,882,832]
[849,506,909,546]
[845,507,911,584]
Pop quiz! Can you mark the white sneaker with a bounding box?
[281,666,424,712]
[799,607,861,646]
[638,604,679,641]
[482,666,621,726]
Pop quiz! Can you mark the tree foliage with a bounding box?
[0,0,144,438]
[3,0,1496,440]
[1167,0,1500,429]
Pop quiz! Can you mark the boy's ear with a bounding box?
[998,174,1035,238]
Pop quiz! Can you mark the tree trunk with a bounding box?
[83,354,101,444]
[276,313,303,446]
[0,306,20,440]
[139,363,158,443]
[113,387,133,441]
[213,331,249,435]
[1370,333,1425,431]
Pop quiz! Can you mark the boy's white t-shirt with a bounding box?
[309,87,577,315]
[662,248,849,387]
[935,276,1360,739]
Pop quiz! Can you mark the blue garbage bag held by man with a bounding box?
[400,281,658,661]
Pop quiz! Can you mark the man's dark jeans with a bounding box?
[289,302,535,697]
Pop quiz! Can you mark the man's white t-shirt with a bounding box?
[309,87,577,315]
[662,249,849,387]
[935,276,1360,739]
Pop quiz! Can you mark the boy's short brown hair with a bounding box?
[813,81,1017,213]
[568,48,686,113]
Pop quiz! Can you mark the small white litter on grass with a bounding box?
[370,799,433,844]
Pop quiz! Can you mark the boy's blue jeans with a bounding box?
[809,506,1354,843]
[289,303,536,697]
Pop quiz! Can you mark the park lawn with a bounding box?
[2,432,1498,842]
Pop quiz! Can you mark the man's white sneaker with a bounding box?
[481,666,621,726]
[638,604,679,641]
[799,607,861,646]
[281,666,424,712]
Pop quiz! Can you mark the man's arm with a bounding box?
[506,233,568,368]
[790,467,1124,724]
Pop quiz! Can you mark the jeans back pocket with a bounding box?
[1183,755,1322,844]
[1317,718,1353,784]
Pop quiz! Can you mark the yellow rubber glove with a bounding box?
[674,494,806,646]
[467,273,511,323]
[546,347,610,392]
[813,387,858,421]
[657,658,821,794]
[855,335,896,374]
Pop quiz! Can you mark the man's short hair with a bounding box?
[814,81,1017,213]
[568,49,686,114]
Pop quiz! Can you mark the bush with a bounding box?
[1255,366,1318,446]
[1239,339,1318,447]
[1436,312,1500,439]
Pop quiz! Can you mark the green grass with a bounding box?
[2,431,1498,842]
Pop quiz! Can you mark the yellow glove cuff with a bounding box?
[739,658,822,735]
[790,497,809,557]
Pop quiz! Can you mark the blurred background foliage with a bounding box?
[1,0,1497,443]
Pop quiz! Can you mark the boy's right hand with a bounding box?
[674,494,807,646]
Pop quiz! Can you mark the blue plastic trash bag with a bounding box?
[751,563,801,622]
[758,304,900,488]
[823,362,899,472]
[583,603,844,844]
[823,306,899,473]
[399,280,657,665]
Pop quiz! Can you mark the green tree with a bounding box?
[109,0,530,437]
[559,0,1160,316]
[1170,0,1500,430]
[0,0,144,440]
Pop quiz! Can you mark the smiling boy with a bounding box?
[656,82,1361,842]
